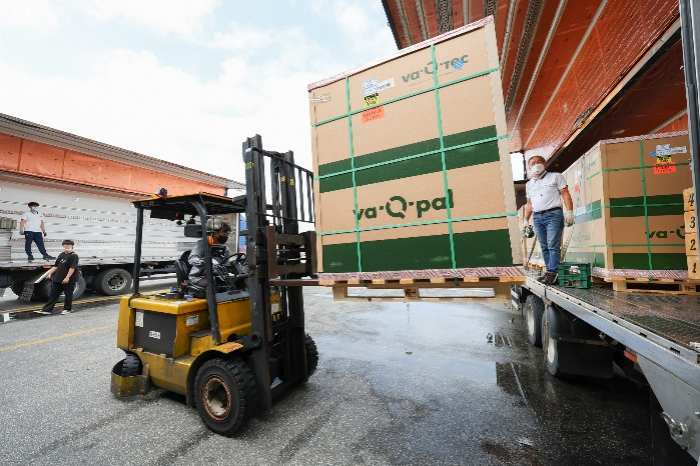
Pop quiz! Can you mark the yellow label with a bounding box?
[364,93,379,107]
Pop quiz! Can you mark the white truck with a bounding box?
[0,113,243,302]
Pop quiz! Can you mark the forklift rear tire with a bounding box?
[194,357,257,436]
[120,352,143,377]
[305,334,319,377]
[525,295,544,348]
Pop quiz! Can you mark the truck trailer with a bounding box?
[0,113,243,302]
[511,2,700,464]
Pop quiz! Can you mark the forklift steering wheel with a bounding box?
[231,252,246,265]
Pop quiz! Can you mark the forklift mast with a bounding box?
[242,135,317,409]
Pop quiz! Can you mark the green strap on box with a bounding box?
[345,76,363,274]
[430,44,457,270]
[639,140,654,270]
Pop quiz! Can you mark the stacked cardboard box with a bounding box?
[0,217,16,262]
[308,17,522,280]
[562,132,691,279]
[684,188,699,279]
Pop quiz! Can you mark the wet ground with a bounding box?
[0,287,652,465]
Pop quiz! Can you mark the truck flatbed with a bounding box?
[0,256,178,270]
[523,274,700,366]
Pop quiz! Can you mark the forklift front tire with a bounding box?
[194,357,257,436]
[305,334,319,377]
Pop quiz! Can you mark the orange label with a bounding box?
[361,106,385,124]
[653,163,676,175]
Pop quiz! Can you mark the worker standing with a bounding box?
[19,201,55,262]
[522,156,575,285]
[34,239,79,315]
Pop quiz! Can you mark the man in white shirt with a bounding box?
[19,201,55,262]
[522,156,574,285]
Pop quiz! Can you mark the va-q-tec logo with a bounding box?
[647,226,685,239]
[402,55,469,82]
[354,190,454,220]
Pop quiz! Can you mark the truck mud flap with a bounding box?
[18,282,35,302]
[546,305,613,379]
[552,340,613,379]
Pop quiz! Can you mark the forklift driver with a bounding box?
[187,222,231,288]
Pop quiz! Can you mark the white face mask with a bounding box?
[64,246,73,252]
[530,163,545,175]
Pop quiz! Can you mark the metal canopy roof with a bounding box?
[0,113,245,191]
[132,192,246,216]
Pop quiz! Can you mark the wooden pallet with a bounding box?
[524,263,545,272]
[593,276,700,295]
[321,276,525,302]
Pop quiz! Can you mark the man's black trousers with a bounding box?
[41,281,74,313]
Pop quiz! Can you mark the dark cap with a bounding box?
[28,202,39,207]
[62,239,74,246]
[216,222,232,233]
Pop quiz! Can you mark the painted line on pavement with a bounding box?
[5,289,170,315]
[0,324,117,352]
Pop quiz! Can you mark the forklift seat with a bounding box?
[175,250,192,288]
[174,259,190,288]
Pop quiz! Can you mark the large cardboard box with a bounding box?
[307,17,522,279]
[562,132,691,279]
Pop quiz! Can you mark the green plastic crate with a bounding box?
[557,262,592,289]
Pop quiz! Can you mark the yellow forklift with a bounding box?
[111,135,319,435]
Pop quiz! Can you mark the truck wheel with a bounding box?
[33,280,51,301]
[194,357,257,436]
[541,307,576,380]
[34,276,87,301]
[119,352,143,377]
[95,268,132,295]
[306,334,319,377]
[64,276,87,301]
[525,295,544,348]
[10,280,25,296]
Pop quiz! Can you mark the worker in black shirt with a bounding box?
[35,239,80,315]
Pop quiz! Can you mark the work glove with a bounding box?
[521,222,534,238]
[43,231,47,237]
[19,230,24,235]
[564,210,575,227]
